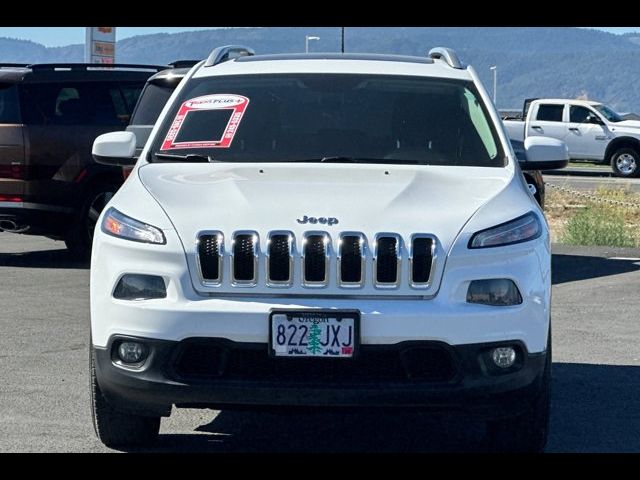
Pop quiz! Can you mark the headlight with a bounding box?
[468,212,541,249]
[101,207,166,244]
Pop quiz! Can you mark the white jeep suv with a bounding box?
[89,46,564,452]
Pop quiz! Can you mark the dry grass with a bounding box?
[544,186,640,247]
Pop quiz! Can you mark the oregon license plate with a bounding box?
[269,310,359,358]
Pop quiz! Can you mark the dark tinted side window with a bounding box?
[20,81,139,126]
[130,83,175,125]
[569,106,592,123]
[536,104,564,122]
[0,83,20,123]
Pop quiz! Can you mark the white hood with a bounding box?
[613,120,640,130]
[138,162,512,295]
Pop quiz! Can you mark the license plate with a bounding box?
[269,310,359,358]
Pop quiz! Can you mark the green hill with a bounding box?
[2,27,640,112]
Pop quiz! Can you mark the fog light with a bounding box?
[113,274,166,300]
[118,342,146,364]
[491,347,516,368]
[466,279,522,306]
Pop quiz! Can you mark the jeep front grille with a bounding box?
[375,234,401,287]
[195,230,437,291]
[197,231,223,284]
[410,235,435,286]
[302,232,330,287]
[338,233,364,287]
[232,231,258,286]
[267,232,293,287]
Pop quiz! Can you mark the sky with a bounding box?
[0,27,637,47]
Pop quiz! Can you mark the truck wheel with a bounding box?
[610,148,640,178]
[90,345,160,449]
[486,337,551,453]
[65,183,118,260]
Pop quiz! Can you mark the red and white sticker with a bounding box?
[161,94,249,150]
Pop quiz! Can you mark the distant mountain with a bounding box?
[3,27,640,112]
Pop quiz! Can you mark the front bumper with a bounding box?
[94,336,547,418]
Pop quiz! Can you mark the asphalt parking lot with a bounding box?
[0,233,639,452]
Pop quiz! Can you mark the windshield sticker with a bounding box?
[161,94,249,150]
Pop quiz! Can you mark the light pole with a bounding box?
[490,65,497,106]
[305,35,320,53]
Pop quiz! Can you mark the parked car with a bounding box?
[0,62,164,258]
[504,98,640,177]
[89,46,569,451]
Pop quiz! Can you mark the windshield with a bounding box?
[593,104,624,123]
[152,73,505,167]
[130,83,176,126]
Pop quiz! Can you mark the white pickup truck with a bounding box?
[504,98,640,177]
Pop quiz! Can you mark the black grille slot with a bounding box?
[233,234,256,282]
[340,235,362,283]
[304,234,327,283]
[198,234,221,281]
[376,236,398,284]
[173,339,458,384]
[268,234,291,283]
[411,237,434,284]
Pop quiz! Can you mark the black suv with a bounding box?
[124,60,199,169]
[0,63,164,257]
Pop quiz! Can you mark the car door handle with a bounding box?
[531,125,543,130]
[569,127,580,132]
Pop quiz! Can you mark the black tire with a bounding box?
[610,147,640,178]
[486,336,551,453]
[65,183,118,260]
[90,345,161,449]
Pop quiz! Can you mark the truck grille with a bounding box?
[196,230,437,291]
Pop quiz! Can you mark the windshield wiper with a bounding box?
[320,157,423,165]
[286,157,398,164]
[150,152,218,163]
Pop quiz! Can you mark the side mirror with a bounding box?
[521,136,569,170]
[92,131,137,166]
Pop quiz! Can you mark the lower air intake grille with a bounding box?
[173,339,458,384]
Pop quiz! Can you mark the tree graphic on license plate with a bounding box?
[307,323,323,354]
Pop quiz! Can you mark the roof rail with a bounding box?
[0,63,30,68]
[27,63,166,72]
[204,45,255,67]
[427,47,463,69]
[168,60,201,69]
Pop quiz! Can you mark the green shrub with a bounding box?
[562,205,636,248]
